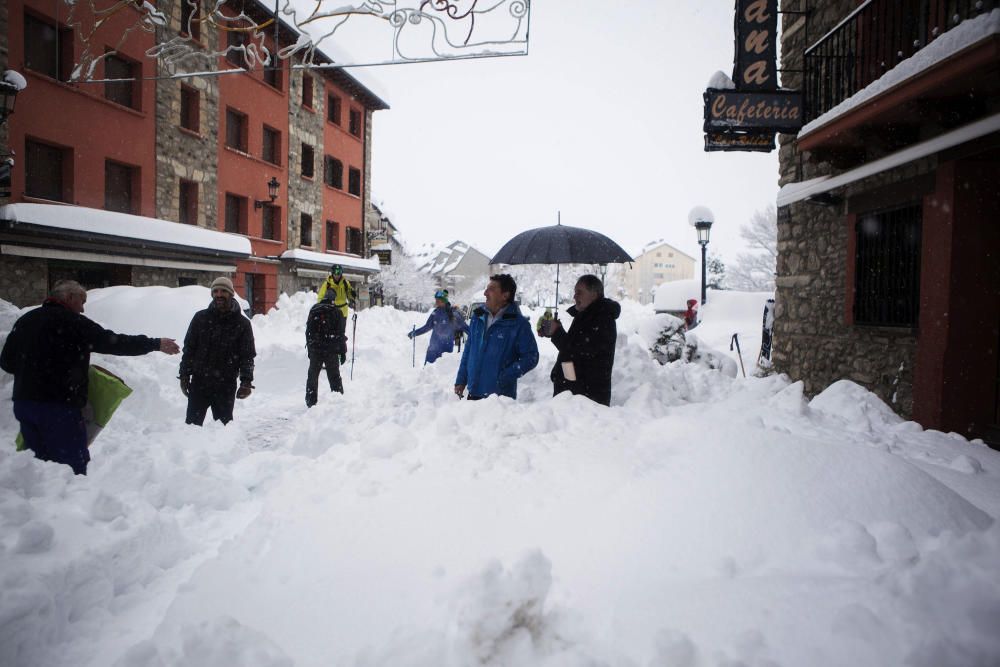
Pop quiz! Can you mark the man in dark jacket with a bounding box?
[179,277,256,425]
[305,294,347,407]
[455,274,538,400]
[0,280,180,474]
[544,275,621,406]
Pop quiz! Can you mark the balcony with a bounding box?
[800,0,1000,160]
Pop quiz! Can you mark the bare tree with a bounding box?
[727,205,777,292]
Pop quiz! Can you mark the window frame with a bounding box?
[349,108,362,137]
[327,94,342,125]
[301,73,314,108]
[300,143,315,179]
[300,212,313,247]
[324,155,343,189]
[225,107,248,152]
[225,193,248,234]
[261,203,280,241]
[104,159,138,214]
[852,203,923,328]
[348,166,361,196]
[24,12,73,82]
[180,0,201,40]
[262,125,281,165]
[180,84,200,132]
[25,138,70,203]
[179,179,198,225]
[326,220,340,251]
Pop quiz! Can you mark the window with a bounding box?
[300,213,313,246]
[225,193,247,234]
[24,13,72,81]
[349,109,361,137]
[324,156,343,189]
[345,227,363,254]
[25,139,69,202]
[225,108,247,152]
[301,143,314,178]
[226,30,246,68]
[326,220,340,251]
[105,160,137,214]
[178,276,198,287]
[180,85,199,131]
[348,167,361,196]
[263,61,281,89]
[262,126,280,165]
[104,54,138,108]
[301,73,313,108]
[179,179,198,224]
[180,0,201,40]
[854,205,922,327]
[327,94,341,125]
[262,204,279,240]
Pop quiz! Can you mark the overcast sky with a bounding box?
[351,1,781,262]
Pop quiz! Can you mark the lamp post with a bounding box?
[254,176,280,209]
[688,206,715,305]
[0,70,26,125]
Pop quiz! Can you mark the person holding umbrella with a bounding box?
[455,274,538,400]
[540,274,620,406]
[408,289,469,365]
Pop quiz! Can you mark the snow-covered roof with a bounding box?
[0,203,250,256]
[800,8,1000,138]
[281,247,380,273]
[778,112,1000,206]
[417,240,487,276]
[635,240,696,262]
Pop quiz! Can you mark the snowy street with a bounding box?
[1,287,999,667]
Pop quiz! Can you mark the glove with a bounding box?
[339,353,347,365]
[236,382,253,400]
[179,375,190,397]
[407,331,414,339]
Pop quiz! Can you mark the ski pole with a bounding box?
[411,325,416,368]
[350,313,358,380]
[730,333,746,378]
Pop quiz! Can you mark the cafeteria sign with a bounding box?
[702,0,803,152]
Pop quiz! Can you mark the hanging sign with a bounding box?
[374,248,391,265]
[703,89,803,134]
[733,0,778,91]
[704,130,775,152]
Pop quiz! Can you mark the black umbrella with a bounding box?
[490,218,633,308]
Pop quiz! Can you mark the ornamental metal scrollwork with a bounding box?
[52,0,531,83]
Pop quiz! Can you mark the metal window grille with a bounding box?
[854,204,922,327]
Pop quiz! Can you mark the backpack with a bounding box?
[306,303,347,351]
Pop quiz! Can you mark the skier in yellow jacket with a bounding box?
[317,264,354,318]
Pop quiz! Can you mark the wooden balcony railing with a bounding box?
[803,0,998,122]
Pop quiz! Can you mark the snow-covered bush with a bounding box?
[637,313,737,377]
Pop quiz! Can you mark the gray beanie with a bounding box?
[210,276,235,296]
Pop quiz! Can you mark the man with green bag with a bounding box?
[1,280,179,474]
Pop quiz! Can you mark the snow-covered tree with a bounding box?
[707,253,727,290]
[373,246,437,311]
[727,205,777,292]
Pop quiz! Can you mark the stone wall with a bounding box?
[774,0,927,416]
[0,256,48,306]
[287,65,324,251]
[154,1,220,228]
[132,266,218,288]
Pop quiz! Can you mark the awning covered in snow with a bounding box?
[280,248,380,276]
[0,203,251,257]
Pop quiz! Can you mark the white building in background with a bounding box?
[624,240,696,304]
[418,241,491,296]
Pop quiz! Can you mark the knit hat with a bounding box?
[434,289,449,303]
[211,276,235,296]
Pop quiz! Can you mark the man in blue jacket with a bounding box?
[455,274,538,400]
[408,289,469,364]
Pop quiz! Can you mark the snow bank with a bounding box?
[0,287,998,667]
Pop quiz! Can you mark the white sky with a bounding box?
[361,1,781,261]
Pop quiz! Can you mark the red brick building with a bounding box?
[0,0,388,312]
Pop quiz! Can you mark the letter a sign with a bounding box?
[734,0,778,91]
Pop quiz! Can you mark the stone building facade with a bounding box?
[775,0,1000,444]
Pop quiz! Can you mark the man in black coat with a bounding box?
[179,277,256,426]
[544,274,621,406]
[305,294,347,407]
[0,280,180,474]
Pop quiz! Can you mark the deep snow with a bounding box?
[1,287,998,667]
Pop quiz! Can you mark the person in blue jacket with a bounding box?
[454,274,539,400]
[408,289,469,364]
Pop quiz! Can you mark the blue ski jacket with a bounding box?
[410,306,469,364]
[456,303,538,399]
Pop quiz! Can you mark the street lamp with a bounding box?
[0,70,26,125]
[254,176,280,209]
[688,206,715,305]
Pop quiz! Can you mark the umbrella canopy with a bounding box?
[490,224,633,266]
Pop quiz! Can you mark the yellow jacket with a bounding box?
[317,276,353,317]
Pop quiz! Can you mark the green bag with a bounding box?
[15,365,133,451]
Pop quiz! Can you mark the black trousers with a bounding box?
[186,379,237,425]
[306,349,343,406]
